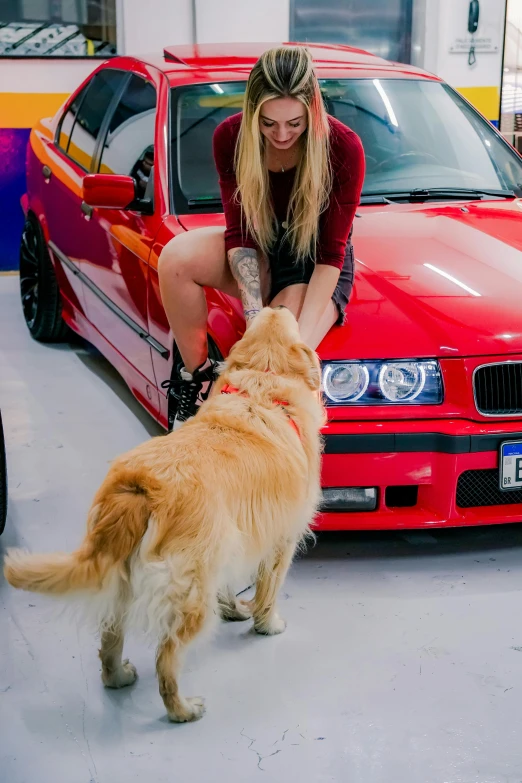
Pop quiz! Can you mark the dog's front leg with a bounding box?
[252,540,296,635]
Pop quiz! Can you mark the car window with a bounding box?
[173,83,244,203]
[98,74,157,199]
[57,84,88,151]
[172,79,522,212]
[66,69,127,170]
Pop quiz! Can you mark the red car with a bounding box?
[20,42,522,530]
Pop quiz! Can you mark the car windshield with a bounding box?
[171,78,522,211]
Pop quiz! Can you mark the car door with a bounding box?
[78,71,161,410]
[41,69,128,312]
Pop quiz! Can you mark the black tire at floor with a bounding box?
[19,214,71,342]
[0,410,7,535]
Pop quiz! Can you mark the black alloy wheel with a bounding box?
[19,214,71,342]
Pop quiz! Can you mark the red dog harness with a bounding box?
[220,383,301,439]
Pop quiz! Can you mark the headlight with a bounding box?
[379,362,425,402]
[323,363,369,402]
[322,360,443,406]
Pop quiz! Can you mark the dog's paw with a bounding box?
[254,614,286,636]
[220,598,252,622]
[167,697,206,723]
[102,659,138,689]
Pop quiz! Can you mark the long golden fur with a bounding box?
[4,308,325,722]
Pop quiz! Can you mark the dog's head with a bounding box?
[224,307,321,391]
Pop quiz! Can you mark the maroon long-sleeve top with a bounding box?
[212,112,365,270]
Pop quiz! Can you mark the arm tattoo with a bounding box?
[228,247,263,323]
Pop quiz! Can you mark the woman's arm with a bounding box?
[299,125,365,344]
[298,264,340,345]
[228,247,264,323]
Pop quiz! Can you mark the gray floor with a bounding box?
[1,274,522,783]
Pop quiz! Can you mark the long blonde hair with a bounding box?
[235,46,331,262]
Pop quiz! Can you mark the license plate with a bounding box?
[500,441,522,490]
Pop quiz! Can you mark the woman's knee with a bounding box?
[158,234,195,285]
[158,228,228,290]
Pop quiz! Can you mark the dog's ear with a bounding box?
[289,343,322,391]
[225,336,254,373]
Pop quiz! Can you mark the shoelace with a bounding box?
[160,363,216,423]
[160,375,199,422]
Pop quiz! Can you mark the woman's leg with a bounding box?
[158,227,239,373]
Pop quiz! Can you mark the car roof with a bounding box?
[131,42,438,83]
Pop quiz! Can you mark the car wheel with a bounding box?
[0,411,7,535]
[19,214,71,342]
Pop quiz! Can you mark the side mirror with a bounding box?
[82,174,136,210]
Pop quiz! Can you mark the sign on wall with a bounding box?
[448,0,504,56]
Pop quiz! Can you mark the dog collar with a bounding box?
[220,383,300,440]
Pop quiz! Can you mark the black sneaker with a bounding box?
[161,358,217,431]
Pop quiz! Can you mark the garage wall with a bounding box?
[117,0,193,55]
[195,0,289,43]
[0,59,100,272]
[0,0,508,271]
[413,0,507,125]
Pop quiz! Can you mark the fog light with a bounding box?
[321,487,377,512]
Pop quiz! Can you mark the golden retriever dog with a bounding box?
[4,307,324,722]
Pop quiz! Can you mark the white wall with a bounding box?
[0,58,98,93]
[195,0,289,44]
[117,0,193,55]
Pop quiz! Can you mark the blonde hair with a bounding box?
[235,46,331,263]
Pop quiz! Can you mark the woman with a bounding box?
[159,46,365,430]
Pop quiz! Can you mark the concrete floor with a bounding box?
[1,274,522,783]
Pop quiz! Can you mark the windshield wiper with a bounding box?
[363,187,516,203]
[359,194,392,205]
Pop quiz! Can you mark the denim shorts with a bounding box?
[268,225,354,325]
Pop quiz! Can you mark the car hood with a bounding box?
[179,199,522,359]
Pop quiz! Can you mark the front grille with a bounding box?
[474,363,522,415]
[456,469,522,508]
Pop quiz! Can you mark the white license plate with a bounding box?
[500,441,522,490]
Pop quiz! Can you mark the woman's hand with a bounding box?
[228,247,264,323]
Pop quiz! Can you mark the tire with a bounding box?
[19,214,71,342]
[0,411,7,535]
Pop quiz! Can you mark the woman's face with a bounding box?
[259,97,308,150]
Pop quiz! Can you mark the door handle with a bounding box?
[42,165,52,180]
[81,201,93,220]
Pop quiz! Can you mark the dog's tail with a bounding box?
[4,468,157,595]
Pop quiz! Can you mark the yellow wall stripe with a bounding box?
[455,86,500,121]
[0,92,70,129]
